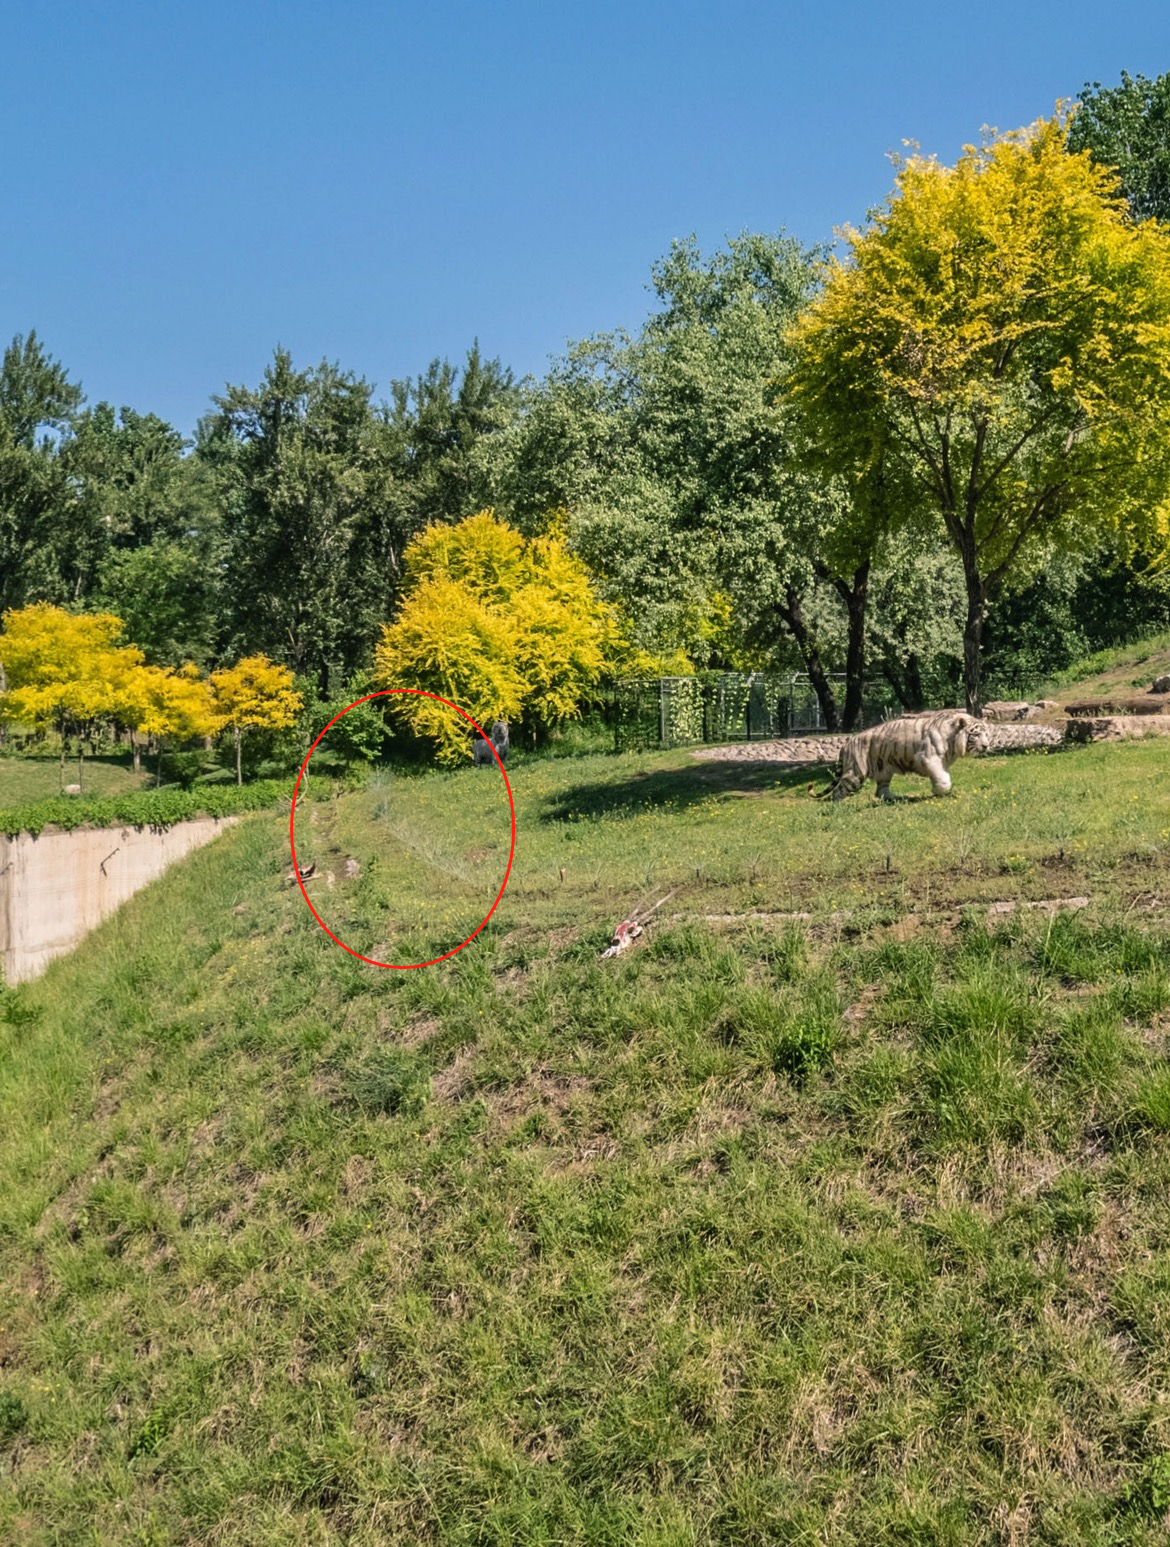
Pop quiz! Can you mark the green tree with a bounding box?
[94,539,221,668]
[203,349,394,689]
[0,333,84,613]
[1070,70,1170,222]
[488,235,879,729]
[383,341,520,534]
[786,113,1170,712]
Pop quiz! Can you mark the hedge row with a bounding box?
[0,776,342,838]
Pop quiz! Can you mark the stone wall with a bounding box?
[693,721,1063,765]
[0,817,238,984]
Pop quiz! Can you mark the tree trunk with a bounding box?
[77,740,84,792]
[131,732,141,774]
[157,744,163,788]
[235,726,243,786]
[838,561,870,732]
[962,569,986,716]
[904,652,925,711]
[777,585,839,732]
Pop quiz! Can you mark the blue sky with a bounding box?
[2,1,1167,436]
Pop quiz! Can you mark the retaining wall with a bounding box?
[0,817,238,984]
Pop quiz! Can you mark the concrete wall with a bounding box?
[0,817,238,984]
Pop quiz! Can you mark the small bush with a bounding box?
[917,965,1039,1051]
[0,775,339,837]
[1038,913,1166,984]
[1052,998,1131,1097]
[920,1030,1038,1146]
[1132,1069,1170,1133]
[345,1048,431,1117]
[1109,970,1170,1024]
[0,1389,28,1443]
[1125,1452,1170,1519]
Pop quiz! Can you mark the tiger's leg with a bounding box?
[921,754,952,796]
[874,778,895,802]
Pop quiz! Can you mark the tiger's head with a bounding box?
[947,712,992,758]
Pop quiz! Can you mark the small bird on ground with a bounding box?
[285,861,317,884]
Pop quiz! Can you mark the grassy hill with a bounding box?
[1038,631,1170,706]
[2,737,1170,1543]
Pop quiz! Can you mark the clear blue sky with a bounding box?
[3,1,1167,437]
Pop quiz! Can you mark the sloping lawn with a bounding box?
[1,739,1169,1544]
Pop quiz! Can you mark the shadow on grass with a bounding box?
[542,759,833,822]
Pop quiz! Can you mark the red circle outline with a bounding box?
[289,689,516,969]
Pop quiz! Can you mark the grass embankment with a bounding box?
[1039,631,1170,704]
[2,741,1170,1543]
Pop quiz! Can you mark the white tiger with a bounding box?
[828,711,992,802]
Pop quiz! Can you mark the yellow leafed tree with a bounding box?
[374,511,617,762]
[784,111,1170,711]
[0,603,144,788]
[210,655,302,784]
[114,661,219,784]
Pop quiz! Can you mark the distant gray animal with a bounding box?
[473,720,510,767]
[828,710,991,802]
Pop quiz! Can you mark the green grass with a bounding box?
[0,751,149,807]
[1039,630,1170,697]
[0,776,345,837]
[2,739,1170,1543]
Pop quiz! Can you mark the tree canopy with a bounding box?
[374,511,617,762]
[1070,70,1170,223]
[785,112,1170,710]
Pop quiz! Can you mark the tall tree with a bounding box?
[785,113,1170,712]
[383,342,520,534]
[488,235,880,728]
[0,333,84,612]
[203,350,392,689]
[1070,70,1170,222]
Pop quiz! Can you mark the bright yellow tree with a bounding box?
[0,603,144,788]
[785,111,1170,711]
[210,655,302,784]
[115,661,219,783]
[374,511,618,762]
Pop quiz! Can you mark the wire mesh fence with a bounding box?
[611,672,884,752]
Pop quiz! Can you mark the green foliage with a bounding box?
[1071,69,1170,223]
[787,111,1170,711]
[1125,1452,1170,1518]
[344,1048,431,1116]
[0,776,333,837]
[0,332,85,613]
[95,539,220,668]
[384,342,520,531]
[202,349,397,687]
[0,1389,28,1443]
[298,672,389,768]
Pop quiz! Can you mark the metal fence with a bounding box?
[612,672,882,752]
